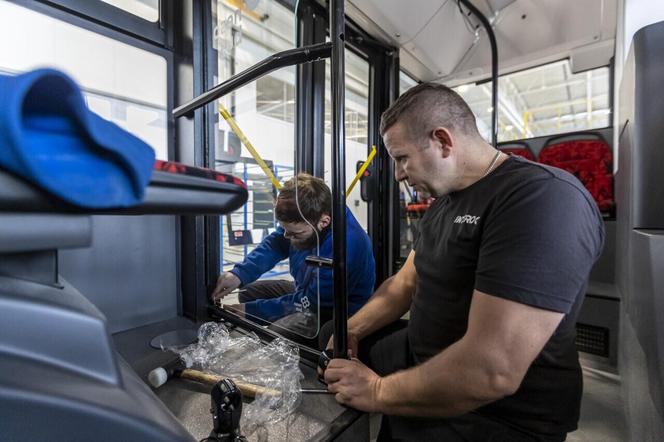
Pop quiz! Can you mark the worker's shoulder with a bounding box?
[499,155,594,203]
[344,207,367,233]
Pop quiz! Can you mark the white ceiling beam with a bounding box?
[482,84,533,138]
[530,109,611,128]
[525,94,609,114]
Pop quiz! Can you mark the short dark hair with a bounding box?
[379,82,480,142]
[275,173,331,225]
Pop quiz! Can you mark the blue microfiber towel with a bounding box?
[0,68,155,208]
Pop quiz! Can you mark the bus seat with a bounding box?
[497,141,536,161]
[538,135,614,214]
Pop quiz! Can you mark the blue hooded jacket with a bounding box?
[231,207,375,322]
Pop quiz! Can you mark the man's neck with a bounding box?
[455,142,505,190]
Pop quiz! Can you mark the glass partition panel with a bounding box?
[212,0,326,345]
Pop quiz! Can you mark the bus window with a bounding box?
[454,60,610,143]
[99,0,159,22]
[400,70,418,94]
[0,1,168,160]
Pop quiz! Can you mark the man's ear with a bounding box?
[432,127,454,158]
[318,214,331,230]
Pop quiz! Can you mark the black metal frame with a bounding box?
[174,43,332,118]
[296,3,327,177]
[328,0,348,359]
[374,52,401,281]
[174,0,357,355]
[179,0,216,322]
[175,0,334,326]
[458,0,498,147]
[34,0,173,48]
[202,0,223,323]
[192,0,402,347]
[344,19,400,284]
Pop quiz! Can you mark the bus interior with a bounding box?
[0,0,663,440]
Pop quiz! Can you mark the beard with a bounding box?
[290,227,322,250]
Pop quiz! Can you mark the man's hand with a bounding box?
[223,303,245,318]
[324,358,383,413]
[325,331,359,358]
[212,272,241,301]
[317,331,360,378]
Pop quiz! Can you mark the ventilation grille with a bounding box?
[576,323,610,357]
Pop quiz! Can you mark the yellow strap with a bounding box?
[346,145,377,198]
[218,104,282,190]
[219,104,377,198]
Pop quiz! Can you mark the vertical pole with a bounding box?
[243,162,248,258]
[330,0,348,359]
[296,4,314,174]
[458,0,498,147]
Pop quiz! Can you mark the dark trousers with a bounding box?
[239,279,332,349]
[239,279,296,303]
[319,321,561,442]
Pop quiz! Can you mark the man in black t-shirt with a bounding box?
[321,83,604,441]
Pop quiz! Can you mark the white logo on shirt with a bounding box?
[300,296,311,309]
[454,214,480,225]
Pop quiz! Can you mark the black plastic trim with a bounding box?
[174,42,332,118]
[0,170,248,215]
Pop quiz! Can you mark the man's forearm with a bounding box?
[376,337,516,417]
[349,276,413,339]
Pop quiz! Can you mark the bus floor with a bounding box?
[367,364,627,441]
[567,364,626,442]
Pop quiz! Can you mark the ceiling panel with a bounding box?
[350,0,617,83]
[348,0,448,45]
[404,0,478,77]
[449,0,615,82]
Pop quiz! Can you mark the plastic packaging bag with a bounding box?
[172,322,303,436]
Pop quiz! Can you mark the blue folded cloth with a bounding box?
[0,69,155,208]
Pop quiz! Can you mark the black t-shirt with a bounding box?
[410,155,604,438]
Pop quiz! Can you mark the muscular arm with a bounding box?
[326,282,569,416]
[375,290,564,416]
[347,250,417,340]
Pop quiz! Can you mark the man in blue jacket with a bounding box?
[211,173,375,345]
